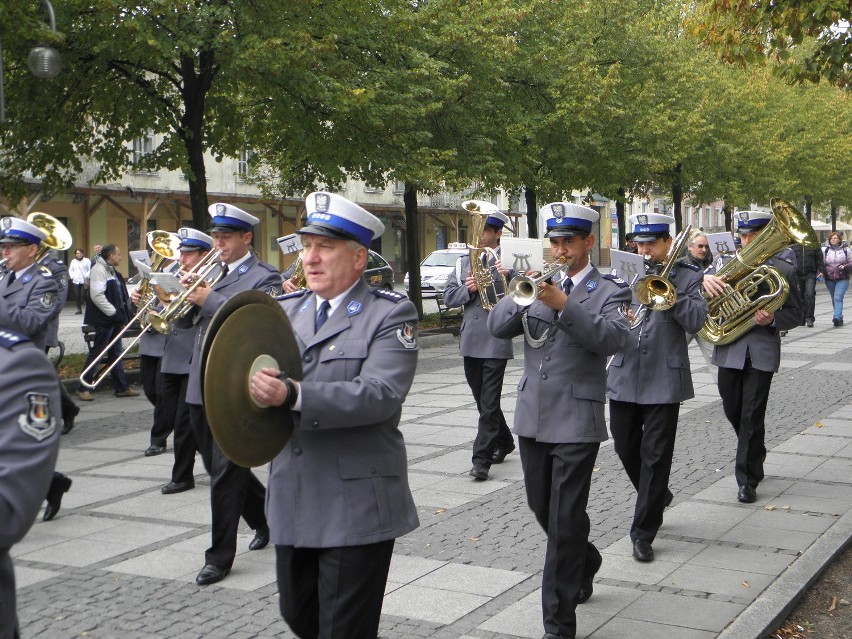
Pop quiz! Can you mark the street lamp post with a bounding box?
[0,0,62,123]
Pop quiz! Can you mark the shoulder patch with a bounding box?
[371,288,407,303]
[39,265,53,277]
[19,392,56,441]
[0,328,30,349]
[276,290,309,302]
[602,274,629,288]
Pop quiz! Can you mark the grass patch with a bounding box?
[54,347,140,380]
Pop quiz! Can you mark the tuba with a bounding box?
[136,231,182,325]
[28,212,73,261]
[698,199,818,345]
[461,200,508,311]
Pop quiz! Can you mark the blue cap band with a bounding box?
[485,215,505,229]
[179,238,211,250]
[547,216,593,231]
[632,223,669,234]
[737,219,771,230]
[306,211,373,246]
[211,215,253,232]
[2,229,41,244]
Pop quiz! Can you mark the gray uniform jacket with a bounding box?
[0,263,59,351]
[186,255,281,406]
[160,319,198,376]
[607,262,707,404]
[40,256,68,349]
[488,268,631,444]
[266,280,420,548]
[710,253,802,372]
[442,254,514,360]
[139,328,166,358]
[0,329,61,639]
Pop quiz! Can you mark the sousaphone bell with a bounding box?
[201,290,302,467]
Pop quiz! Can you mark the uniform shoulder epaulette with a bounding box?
[0,328,31,349]
[257,260,280,274]
[371,288,407,303]
[276,289,308,302]
[676,259,701,271]
[602,274,629,288]
[39,265,53,277]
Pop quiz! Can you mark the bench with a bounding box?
[81,323,143,364]
[435,292,462,334]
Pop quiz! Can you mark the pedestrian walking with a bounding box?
[822,231,851,327]
[68,248,91,314]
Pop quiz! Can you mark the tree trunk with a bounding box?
[179,51,216,231]
[831,200,838,233]
[616,187,626,247]
[403,183,423,318]
[723,202,732,232]
[671,163,683,233]
[524,187,537,239]
[804,195,813,221]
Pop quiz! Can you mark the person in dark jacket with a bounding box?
[681,230,714,271]
[790,242,825,327]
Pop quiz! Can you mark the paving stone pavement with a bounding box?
[17,288,852,638]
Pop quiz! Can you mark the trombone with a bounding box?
[146,249,224,334]
[78,231,181,390]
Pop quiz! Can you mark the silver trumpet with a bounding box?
[506,258,568,307]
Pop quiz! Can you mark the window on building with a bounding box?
[132,132,155,168]
[393,179,405,194]
[237,149,253,180]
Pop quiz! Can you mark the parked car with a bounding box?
[364,250,394,290]
[403,244,469,297]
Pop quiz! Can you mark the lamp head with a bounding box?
[28,46,62,79]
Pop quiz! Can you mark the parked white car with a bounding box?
[403,244,468,297]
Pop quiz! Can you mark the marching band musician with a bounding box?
[606,213,707,563]
[0,326,61,639]
[0,218,59,352]
[442,207,516,481]
[703,210,802,504]
[249,192,419,639]
[158,228,214,496]
[183,204,281,586]
[488,203,630,639]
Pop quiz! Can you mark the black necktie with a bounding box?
[315,300,330,332]
[562,278,573,295]
[6,272,15,286]
[221,263,229,278]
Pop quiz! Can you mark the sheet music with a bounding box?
[609,249,646,284]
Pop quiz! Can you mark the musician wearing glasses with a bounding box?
[157,229,214,496]
[703,210,802,504]
[183,203,281,586]
[489,203,630,639]
[683,230,713,270]
[249,192,419,639]
[443,206,515,481]
[606,214,707,563]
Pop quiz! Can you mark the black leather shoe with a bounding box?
[43,474,73,521]
[737,485,757,503]
[578,550,603,604]
[249,526,270,551]
[491,445,516,464]
[61,413,76,435]
[632,539,654,562]
[542,633,572,639]
[196,564,230,585]
[469,464,489,480]
[161,480,195,495]
[144,444,167,457]
[806,319,814,327]
[664,489,674,508]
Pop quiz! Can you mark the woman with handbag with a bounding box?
[822,231,852,327]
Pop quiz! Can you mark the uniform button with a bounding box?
[370,468,377,474]
[542,374,548,380]
[303,355,312,363]
[549,337,556,342]
[339,351,345,356]
[312,421,319,428]
[293,448,302,456]
[544,355,551,361]
[642,349,648,355]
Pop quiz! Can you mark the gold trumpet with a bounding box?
[29,212,73,262]
[79,231,182,390]
[506,258,569,306]
[146,249,224,334]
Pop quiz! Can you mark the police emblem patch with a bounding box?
[40,292,56,309]
[18,392,56,441]
[1,217,11,231]
[585,280,597,292]
[397,321,417,349]
[738,211,750,221]
[216,203,226,215]
[238,264,249,274]
[180,228,189,238]
[346,300,362,316]
[637,215,648,225]
[22,274,33,284]
[551,203,565,219]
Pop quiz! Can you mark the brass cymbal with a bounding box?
[201,290,302,467]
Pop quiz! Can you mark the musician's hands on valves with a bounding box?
[535,279,568,312]
[282,277,301,294]
[182,272,212,306]
[130,288,142,306]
